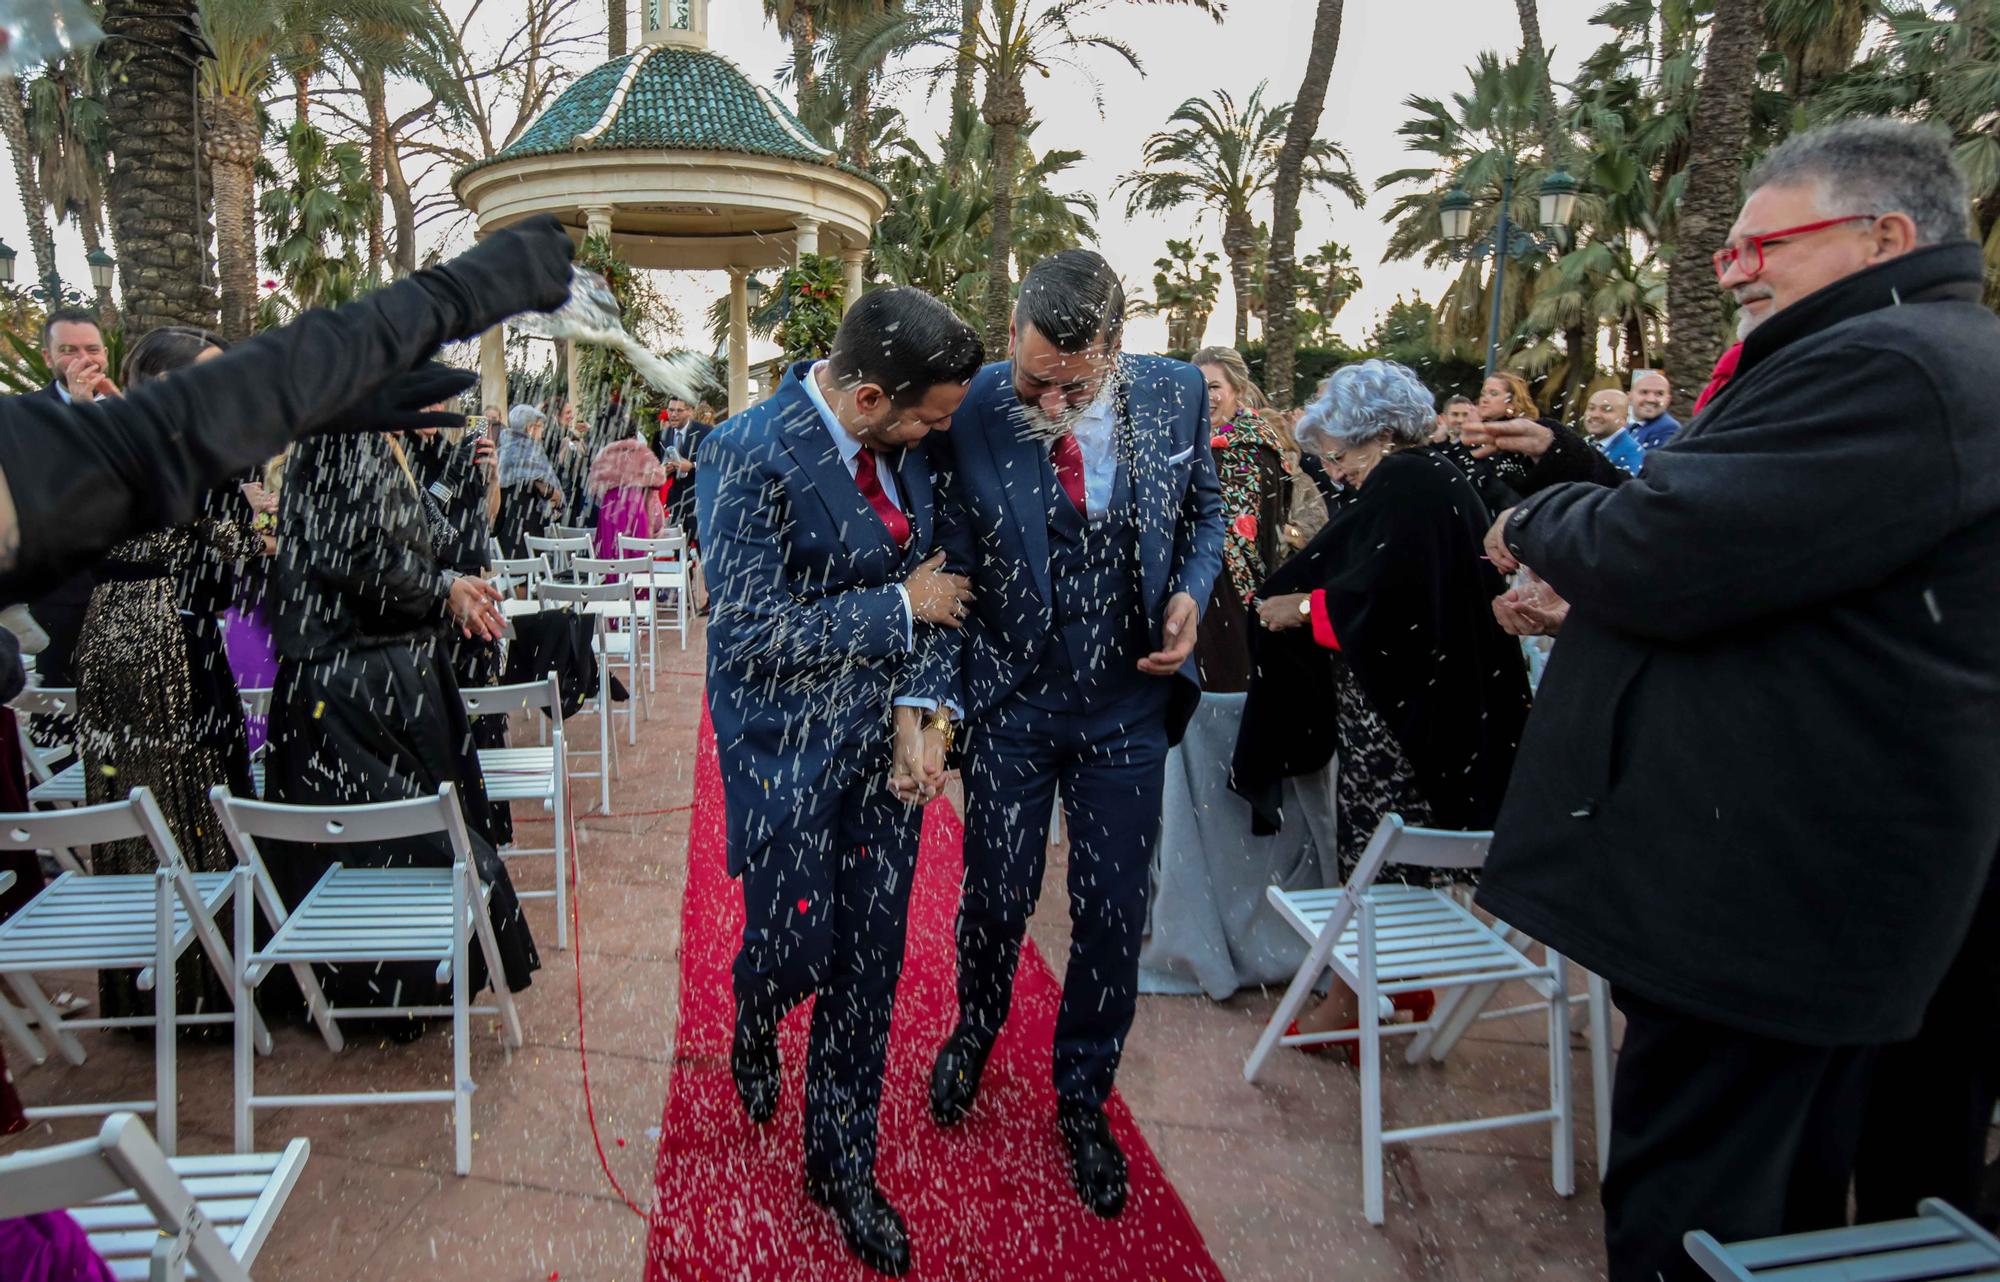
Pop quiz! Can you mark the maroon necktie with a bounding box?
[852,448,910,547]
[1050,433,1086,513]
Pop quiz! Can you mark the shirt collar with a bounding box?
[803,360,865,468]
[52,381,71,405]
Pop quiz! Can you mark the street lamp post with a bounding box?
[1440,156,1580,378]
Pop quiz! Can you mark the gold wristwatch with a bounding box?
[925,709,956,753]
[1298,596,1312,618]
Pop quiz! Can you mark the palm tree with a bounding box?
[258,119,372,317]
[764,0,824,118]
[1663,0,1763,400]
[1299,239,1362,338]
[1264,0,1341,408]
[0,78,58,299]
[1118,83,1362,348]
[1815,0,2000,304]
[197,0,436,337]
[101,0,217,336]
[851,0,1222,351]
[1130,238,1220,351]
[871,111,1096,318]
[26,57,118,322]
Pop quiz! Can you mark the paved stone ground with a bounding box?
[5,619,1613,1281]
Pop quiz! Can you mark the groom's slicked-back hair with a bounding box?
[826,285,985,408]
[1015,249,1125,353]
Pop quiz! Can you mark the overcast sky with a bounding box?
[5,0,1611,357]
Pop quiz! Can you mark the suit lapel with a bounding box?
[1118,362,1172,606]
[773,369,896,558]
[892,446,932,570]
[982,374,1053,604]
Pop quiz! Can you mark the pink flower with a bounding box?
[1210,434,1230,449]
[1232,513,1258,541]
[261,279,278,290]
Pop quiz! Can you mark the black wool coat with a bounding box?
[1476,241,2000,1045]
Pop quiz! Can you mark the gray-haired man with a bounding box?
[1480,118,2000,1279]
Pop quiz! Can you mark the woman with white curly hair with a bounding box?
[1230,359,1531,1057]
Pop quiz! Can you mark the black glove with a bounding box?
[306,362,478,436]
[414,214,577,344]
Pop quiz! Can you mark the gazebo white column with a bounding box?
[479,326,507,412]
[583,204,614,243]
[841,247,865,314]
[727,267,750,415]
[794,217,822,260]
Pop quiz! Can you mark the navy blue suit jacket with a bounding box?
[922,354,1225,739]
[698,361,951,873]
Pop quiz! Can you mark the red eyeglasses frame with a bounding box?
[1711,214,1879,281]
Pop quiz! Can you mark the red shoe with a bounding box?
[1285,1018,1360,1067]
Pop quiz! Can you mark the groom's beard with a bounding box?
[1012,395,1093,443]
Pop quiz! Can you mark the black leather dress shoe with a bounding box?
[806,1174,912,1277]
[1057,1101,1128,1218]
[928,1024,993,1127]
[731,1019,779,1124]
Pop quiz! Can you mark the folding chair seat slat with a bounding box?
[1749,1242,2000,1282]
[1724,1220,1964,1269]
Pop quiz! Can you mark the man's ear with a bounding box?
[1872,212,1921,261]
[852,381,890,419]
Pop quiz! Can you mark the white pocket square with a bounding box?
[1166,445,1196,466]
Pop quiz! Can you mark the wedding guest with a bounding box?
[495,403,564,557]
[76,326,266,1024]
[1237,359,1529,1051]
[1190,346,1286,693]
[1479,118,2000,1277]
[266,419,538,1029]
[588,431,669,560]
[1626,370,1680,448]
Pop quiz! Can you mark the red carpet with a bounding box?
[644,710,1225,1282]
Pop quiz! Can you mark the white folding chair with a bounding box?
[537,579,636,813]
[464,673,571,949]
[525,533,590,581]
[10,685,78,791]
[571,554,653,721]
[490,554,551,602]
[0,1111,309,1282]
[1686,1198,2000,1281]
[620,531,691,660]
[210,784,524,1176]
[0,788,269,1155]
[1243,815,1575,1224]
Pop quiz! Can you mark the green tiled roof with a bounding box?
[462,47,882,189]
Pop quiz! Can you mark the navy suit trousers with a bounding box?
[733,740,920,1181]
[957,683,1168,1107]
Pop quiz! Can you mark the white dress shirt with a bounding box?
[1066,387,1119,520]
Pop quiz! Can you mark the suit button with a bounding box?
[1569,799,1597,819]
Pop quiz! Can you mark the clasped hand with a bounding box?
[888,706,949,805]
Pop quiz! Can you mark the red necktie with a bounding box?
[853,449,910,547]
[1051,433,1086,513]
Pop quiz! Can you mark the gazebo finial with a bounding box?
[642,0,706,49]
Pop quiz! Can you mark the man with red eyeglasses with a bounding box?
[1476,118,2000,1279]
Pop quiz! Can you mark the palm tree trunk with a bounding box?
[384,126,418,277]
[789,4,817,119]
[980,74,1028,355]
[1562,321,1589,413]
[0,77,58,297]
[365,69,389,280]
[101,0,216,336]
[847,71,873,169]
[1514,0,1559,158]
[1263,0,1342,409]
[206,93,260,340]
[1664,0,1761,401]
[953,0,979,112]
[293,68,311,121]
[1222,212,1255,349]
[608,0,627,56]
[1624,314,1645,372]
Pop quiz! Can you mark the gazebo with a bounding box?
[453,0,888,414]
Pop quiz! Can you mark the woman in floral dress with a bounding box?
[1189,346,1288,692]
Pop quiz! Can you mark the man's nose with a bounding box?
[1039,389,1067,417]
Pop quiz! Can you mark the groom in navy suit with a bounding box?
[699,287,981,1276]
[924,250,1224,1217]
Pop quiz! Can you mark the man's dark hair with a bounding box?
[826,286,984,408]
[40,307,101,353]
[1444,394,1473,408]
[1014,249,1125,353]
